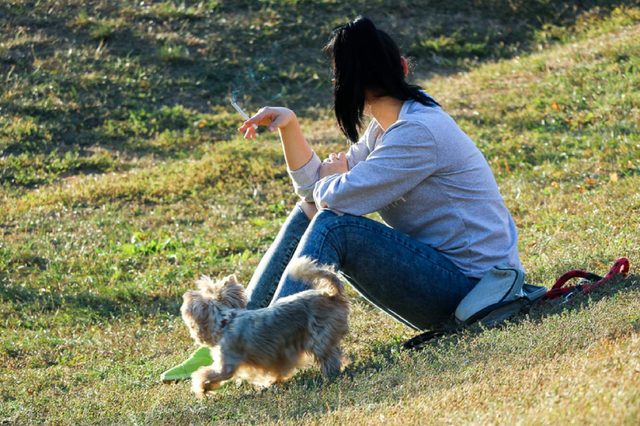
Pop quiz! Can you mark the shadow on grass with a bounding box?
[0,280,181,324]
[1,0,637,179]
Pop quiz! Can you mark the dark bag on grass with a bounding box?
[455,265,546,327]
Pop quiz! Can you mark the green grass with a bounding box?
[1,0,637,189]
[1,1,639,424]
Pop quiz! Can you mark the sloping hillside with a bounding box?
[1,0,635,188]
[0,2,638,424]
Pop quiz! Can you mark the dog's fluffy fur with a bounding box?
[181,257,349,397]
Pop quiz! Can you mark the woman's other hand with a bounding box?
[319,152,348,178]
[238,107,297,139]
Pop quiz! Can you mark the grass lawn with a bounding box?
[1,1,639,424]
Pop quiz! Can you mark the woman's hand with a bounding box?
[319,152,348,178]
[238,106,313,172]
[238,106,297,139]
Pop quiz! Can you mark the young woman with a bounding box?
[161,16,522,382]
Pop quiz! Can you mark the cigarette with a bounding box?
[230,98,258,129]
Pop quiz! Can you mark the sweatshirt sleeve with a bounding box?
[287,152,322,202]
[287,124,375,202]
[312,121,438,216]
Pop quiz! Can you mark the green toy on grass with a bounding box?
[160,346,212,383]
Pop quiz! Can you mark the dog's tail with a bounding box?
[288,257,344,297]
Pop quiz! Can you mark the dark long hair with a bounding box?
[324,16,437,142]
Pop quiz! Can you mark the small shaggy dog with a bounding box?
[181,257,349,397]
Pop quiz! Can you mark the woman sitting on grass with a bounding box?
[162,16,522,382]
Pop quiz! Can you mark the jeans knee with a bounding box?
[296,210,347,266]
[308,209,341,232]
[306,209,355,248]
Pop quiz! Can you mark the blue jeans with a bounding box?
[245,205,478,330]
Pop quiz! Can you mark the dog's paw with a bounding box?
[191,380,206,399]
[191,367,210,398]
[191,366,224,398]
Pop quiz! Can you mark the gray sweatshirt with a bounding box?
[288,98,522,279]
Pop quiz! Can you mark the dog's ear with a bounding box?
[224,274,239,285]
[216,275,247,309]
[194,274,247,309]
[181,290,209,323]
[196,275,218,294]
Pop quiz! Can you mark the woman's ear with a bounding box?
[401,56,409,78]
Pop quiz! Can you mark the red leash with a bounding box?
[542,257,630,302]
